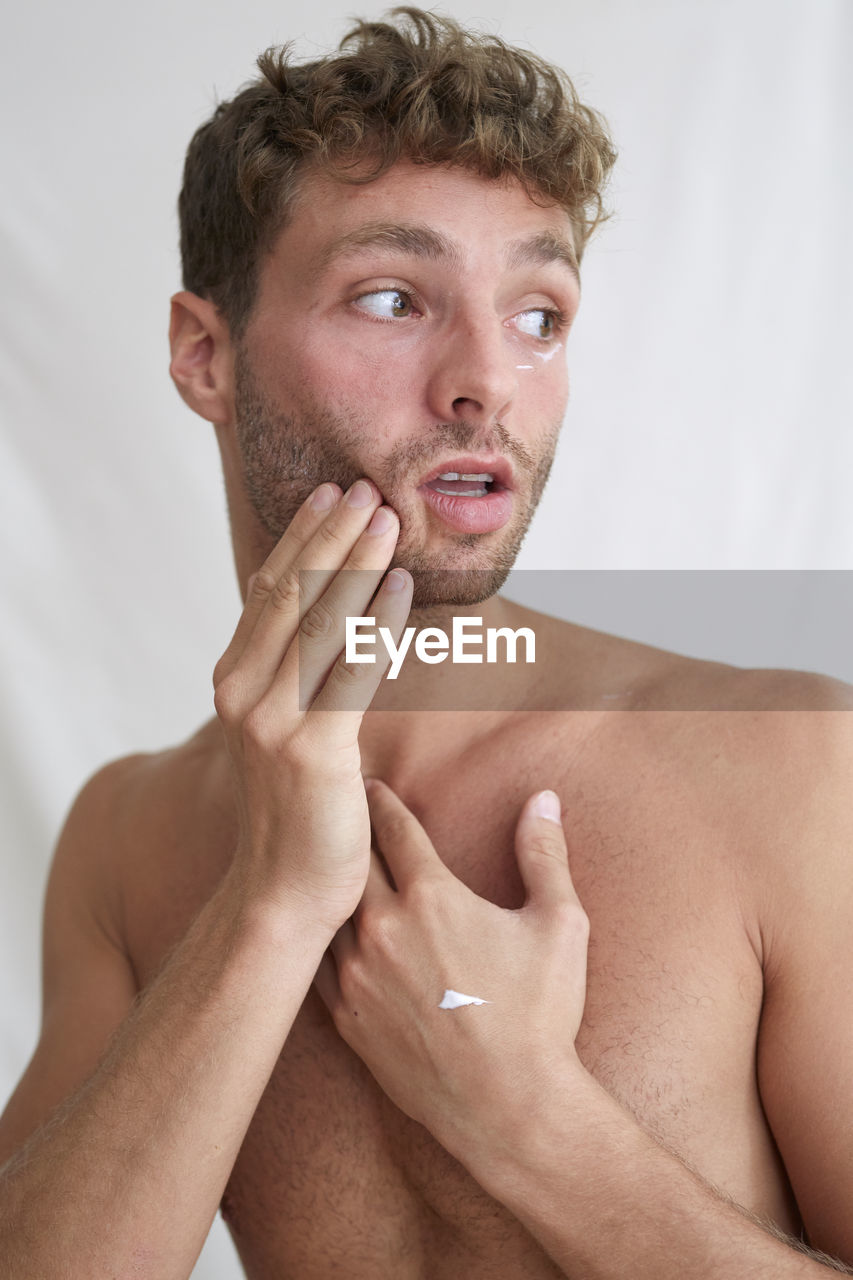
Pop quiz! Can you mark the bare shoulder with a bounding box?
[505,594,853,721]
[56,720,230,951]
[621,650,853,814]
[0,723,231,1162]
[519,596,853,861]
[627,657,853,967]
[717,667,853,967]
[62,720,225,856]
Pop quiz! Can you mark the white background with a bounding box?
[2,1,851,1273]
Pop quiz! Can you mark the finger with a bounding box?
[228,479,385,709]
[360,778,445,893]
[293,505,403,706]
[513,790,578,908]
[299,567,413,721]
[214,482,343,684]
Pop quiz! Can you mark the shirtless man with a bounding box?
[2,9,853,1278]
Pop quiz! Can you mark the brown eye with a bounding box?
[516,308,563,341]
[355,289,415,319]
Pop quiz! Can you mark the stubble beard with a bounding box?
[233,348,561,609]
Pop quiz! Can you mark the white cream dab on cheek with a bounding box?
[439,989,491,1010]
[516,343,563,374]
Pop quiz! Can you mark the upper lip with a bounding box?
[417,455,515,491]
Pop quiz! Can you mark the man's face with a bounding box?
[234,160,580,606]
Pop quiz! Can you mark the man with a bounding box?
[1,7,852,1277]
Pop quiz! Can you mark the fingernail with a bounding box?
[367,506,396,536]
[533,790,562,823]
[311,484,336,511]
[363,776,377,791]
[385,569,409,592]
[346,480,373,508]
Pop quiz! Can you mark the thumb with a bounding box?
[514,790,575,907]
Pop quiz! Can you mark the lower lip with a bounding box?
[417,484,513,533]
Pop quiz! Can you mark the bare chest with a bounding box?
[125,717,798,1277]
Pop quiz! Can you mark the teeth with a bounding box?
[436,471,494,481]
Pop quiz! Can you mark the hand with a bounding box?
[212,481,413,931]
[314,779,590,1155]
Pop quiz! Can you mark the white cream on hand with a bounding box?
[439,989,491,1009]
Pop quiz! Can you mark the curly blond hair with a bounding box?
[179,7,616,337]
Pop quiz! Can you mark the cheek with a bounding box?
[517,352,570,421]
[514,340,566,374]
[293,326,422,413]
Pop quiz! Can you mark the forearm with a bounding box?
[448,1069,850,1279]
[0,872,332,1280]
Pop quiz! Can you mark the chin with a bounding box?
[393,543,517,609]
[412,569,510,609]
[390,513,527,608]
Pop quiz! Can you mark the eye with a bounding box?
[353,289,416,320]
[514,308,564,341]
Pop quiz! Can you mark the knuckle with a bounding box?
[213,674,242,721]
[300,598,336,641]
[526,832,565,864]
[552,897,589,938]
[330,653,371,686]
[315,520,345,551]
[212,654,233,690]
[252,568,279,599]
[359,904,396,951]
[270,567,302,613]
[241,705,279,752]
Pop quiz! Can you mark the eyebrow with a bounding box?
[505,229,581,290]
[314,220,580,289]
[315,222,463,276]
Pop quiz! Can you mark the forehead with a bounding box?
[272,159,578,277]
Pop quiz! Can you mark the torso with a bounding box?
[116,611,804,1278]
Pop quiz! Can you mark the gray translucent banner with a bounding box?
[297,569,853,711]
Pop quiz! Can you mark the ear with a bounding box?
[169,291,235,425]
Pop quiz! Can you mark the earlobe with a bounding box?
[168,291,234,425]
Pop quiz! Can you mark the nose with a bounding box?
[425,315,518,427]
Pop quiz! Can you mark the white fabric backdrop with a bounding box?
[2,1,851,1273]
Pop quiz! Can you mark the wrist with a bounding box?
[218,861,342,954]
[439,1051,599,1193]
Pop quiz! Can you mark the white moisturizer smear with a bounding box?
[439,989,491,1010]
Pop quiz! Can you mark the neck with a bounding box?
[366,593,541,714]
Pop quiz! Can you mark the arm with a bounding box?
[753,707,853,1266]
[0,478,413,1280]
[0,768,335,1279]
[316,776,853,1278]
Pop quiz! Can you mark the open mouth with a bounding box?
[425,471,497,498]
[416,459,514,534]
